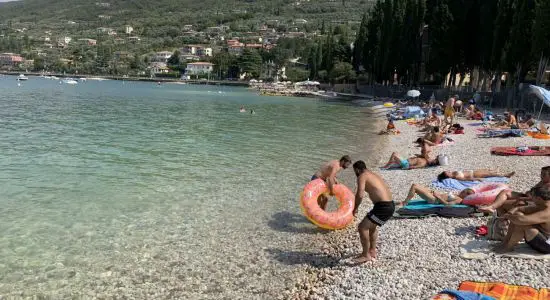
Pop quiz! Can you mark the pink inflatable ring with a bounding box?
[300,179,354,230]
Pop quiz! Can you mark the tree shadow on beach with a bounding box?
[264,248,341,269]
[267,211,329,235]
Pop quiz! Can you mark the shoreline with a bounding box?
[291,118,550,299]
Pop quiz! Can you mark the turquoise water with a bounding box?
[0,76,381,298]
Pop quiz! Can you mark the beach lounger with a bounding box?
[490,146,550,156]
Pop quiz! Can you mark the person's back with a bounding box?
[361,171,392,203]
[316,160,340,179]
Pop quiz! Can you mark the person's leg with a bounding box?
[473,169,515,178]
[478,190,513,213]
[525,227,550,254]
[368,225,379,259]
[383,152,401,169]
[402,183,436,206]
[494,223,526,253]
[352,218,377,264]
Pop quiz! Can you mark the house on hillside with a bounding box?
[151,51,173,63]
[125,25,134,35]
[77,38,97,46]
[0,53,24,67]
[183,25,194,31]
[185,62,214,78]
[294,19,308,25]
[181,45,212,57]
[57,36,72,47]
[128,36,141,42]
[148,62,170,75]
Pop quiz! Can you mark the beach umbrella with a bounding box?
[407,90,421,98]
[527,85,550,119]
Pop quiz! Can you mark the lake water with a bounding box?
[0,76,382,299]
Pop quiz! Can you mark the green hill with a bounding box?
[0,0,373,38]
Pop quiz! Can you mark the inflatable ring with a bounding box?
[528,131,550,139]
[383,102,394,108]
[300,179,354,230]
[462,183,509,206]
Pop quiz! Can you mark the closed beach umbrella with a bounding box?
[407,90,421,97]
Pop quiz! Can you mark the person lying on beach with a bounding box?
[437,169,515,182]
[421,126,444,145]
[518,114,536,129]
[446,123,465,134]
[382,144,439,170]
[311,155,353,210]
[399,183,474,206]
[351,160,394,264]
[478,166,550,215]
[492,185,550,254]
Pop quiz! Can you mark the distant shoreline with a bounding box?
[0,71,249,87]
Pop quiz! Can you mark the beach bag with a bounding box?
[486,213,509,241]
[438,154,449,166]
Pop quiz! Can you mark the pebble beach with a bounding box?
[290,117,550,299]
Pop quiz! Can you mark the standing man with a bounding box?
[311,155,352,210]
[352,160,394,264]
[443,95,457,126]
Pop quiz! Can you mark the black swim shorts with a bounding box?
[526,228,550,254]
[367,201,395,226]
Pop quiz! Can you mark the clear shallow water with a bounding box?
[0,76,381,298]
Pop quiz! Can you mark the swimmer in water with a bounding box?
[240,106,246,113]
[251,109,255,114]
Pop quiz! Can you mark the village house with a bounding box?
[181,45,212,57]
[57,36,72,47]
[183,25,194,31]
[185,62,214,78]
[128,36,141,42]
[125,25,134,35]
[148,62,170,75]
[0,53,24,67]
[151,51,173,63]
[77,38,97,46]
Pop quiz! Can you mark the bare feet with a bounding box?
[368,248,377,260]
[478,206,495,214]
[505,171,516,178]
[351,254,373,265]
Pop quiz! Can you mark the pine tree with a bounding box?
[533,0,550,84]
[353,14,368,71]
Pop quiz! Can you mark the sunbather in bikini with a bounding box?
[437,169,515,182]
[399,183,474,206]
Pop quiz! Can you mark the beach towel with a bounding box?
[459,281,550,300]
[431,290,496,300]
[432,177,510,191]
[459,239,550,260]
[491,147,550,156]
[478,129,525,138]
[395,200,475,218]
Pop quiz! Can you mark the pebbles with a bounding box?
[298,119,550,299]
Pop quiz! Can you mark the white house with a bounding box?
[148,62,170,74]
[57,36,72,46]
[186,62,214,76]
[151,51,173,63]
[181,45,213,57]
[125,25,134,35]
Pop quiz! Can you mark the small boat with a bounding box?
[79,77,87,82]
[63,78,78,85]
[17,74,28,81]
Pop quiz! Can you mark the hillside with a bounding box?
[0,0,373,38]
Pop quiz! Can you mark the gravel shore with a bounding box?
[290,118,550,299]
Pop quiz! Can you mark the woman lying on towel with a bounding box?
[399,183,475,206]
[437,169,515,182]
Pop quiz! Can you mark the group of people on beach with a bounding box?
[309,94,550,264]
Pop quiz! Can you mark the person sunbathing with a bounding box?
[379,119,400,135]
[399,183,474,206]
[421,126,444,146]
[479,166,550,215]
[493,185,550,254]
[437,169,515,182]
[382,143,439,170]
[518,114,536,129]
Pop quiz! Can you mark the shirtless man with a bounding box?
[479,166,550,215]
[494,185,550,254]
[311,155,352,210]
[382,141,438,170]
[352,160,394,264]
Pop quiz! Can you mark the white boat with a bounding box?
[17,74,28,81]
[51,76,59,80]
[87,77,109,81]
[63,78,78,85]
[79,77,87,82]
